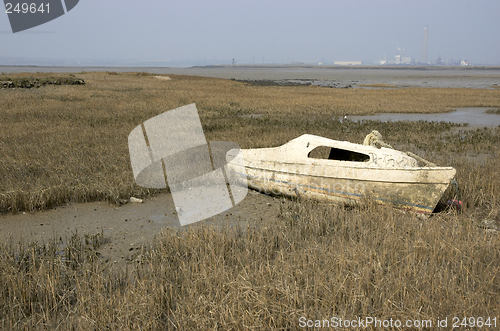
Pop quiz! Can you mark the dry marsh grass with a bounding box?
[1,72,499,213]
[1,201,499,330]
[1,72,500,329]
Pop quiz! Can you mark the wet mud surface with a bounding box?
[0,191,282,269]
[236,78,355,88]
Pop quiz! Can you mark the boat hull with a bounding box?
[227,134,456,214]
[243,164,455,213]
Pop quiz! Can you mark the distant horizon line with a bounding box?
[0,56,498,67]
[1,64,500,70]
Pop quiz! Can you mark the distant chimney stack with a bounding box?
[422,25,428,64]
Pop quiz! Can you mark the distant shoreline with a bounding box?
[193,64,500,70]
[1,64,500,71]
[1,65,499,89]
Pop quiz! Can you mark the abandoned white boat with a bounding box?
[235,133,456,214]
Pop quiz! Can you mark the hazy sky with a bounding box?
[1,0,499,65]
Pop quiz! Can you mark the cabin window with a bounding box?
[308,146,370,162]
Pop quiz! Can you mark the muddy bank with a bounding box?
[236,78,355,88]
[0,191,282,269]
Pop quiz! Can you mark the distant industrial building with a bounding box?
[395,55,412,65]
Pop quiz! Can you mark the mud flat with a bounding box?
[0,191,281,269]
[2,64,499,88]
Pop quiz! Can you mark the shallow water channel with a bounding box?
[346,108,500,127]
